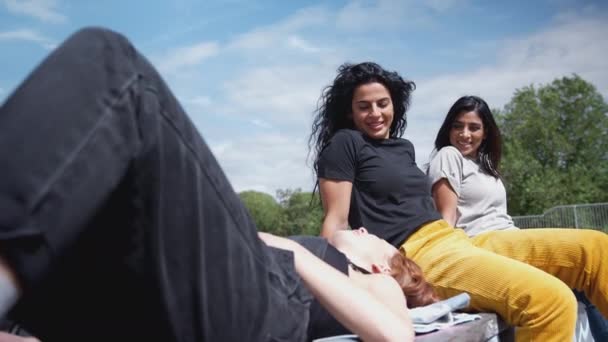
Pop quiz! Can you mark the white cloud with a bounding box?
[154,4,607,195]
[407,13,608,165]
[0,29,56,49]
[221,63,336,126]
[286,35,320,53]
[423,0,470,12]
[2,0,66,23]
[251,119,272,129]
[336,0,435,31]
[229,6,329,51]
[185,95,212,107]
[219,10,608,193]
[210,134,313,194]
[156,41,219,74]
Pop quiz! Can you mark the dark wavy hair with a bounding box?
[434,95,502,178]
[309,62,416,178]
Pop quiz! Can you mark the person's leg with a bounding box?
[0,27,308,342]
[472,228,608,319]
[402,221,578,342]
[575,290,608,341]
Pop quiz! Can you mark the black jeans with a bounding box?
[575,291,608,341]
[0,27,309,342]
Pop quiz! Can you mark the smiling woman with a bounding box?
[309,63,608,341]
[350,83,394,140]
[428,94,608,341]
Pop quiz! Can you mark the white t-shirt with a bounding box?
[427,146,516,237]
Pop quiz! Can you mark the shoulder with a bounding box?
[363,274,408,312]
[332,129,364,142]
[322,129,365,152]
[392,137,414,150]
[364,274,404,301]
[428,146,465,184]
[436,146,463,159]
[430,146,464,167]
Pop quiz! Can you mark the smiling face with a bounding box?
[330,227,399,274]
[350,82,394,140]
[449,110,486,158]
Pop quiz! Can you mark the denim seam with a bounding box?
[149,89,268,265]
[27,74,140,223]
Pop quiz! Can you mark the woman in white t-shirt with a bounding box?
[428,95,608,340]
[428,95,514,237]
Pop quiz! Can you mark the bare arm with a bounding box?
[431,179,458,227]
[0,332,40,342]
[0,254,21,319]
[319,178,352,238]
[361,274,412,329]
[259,233,413,342]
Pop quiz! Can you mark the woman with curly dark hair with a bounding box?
[310,62,608,341]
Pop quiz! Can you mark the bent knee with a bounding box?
[64,27,133,54]
[521,280,577,327]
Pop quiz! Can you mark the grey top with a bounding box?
[428,146,516,237]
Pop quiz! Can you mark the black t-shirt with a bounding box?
[317,129,441,246]
[289,236,350,340]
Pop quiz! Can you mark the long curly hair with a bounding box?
[309,62,416,178]
[434,95,502,178]
[390,253,439,308]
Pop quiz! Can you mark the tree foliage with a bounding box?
[239,188,323,236]
[239,190,283,233]
[277,188,324,236]
[496,74,608,215]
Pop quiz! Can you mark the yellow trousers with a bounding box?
[401,220,608,342]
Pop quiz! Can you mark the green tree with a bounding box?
[239,190,284,235]
[496,74,608,215]
[276,188,324,236]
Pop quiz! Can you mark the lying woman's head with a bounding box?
[389,252,439,308]
[330,228,438,308]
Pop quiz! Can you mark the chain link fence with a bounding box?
[512,203,608,233]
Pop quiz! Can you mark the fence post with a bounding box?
[574,205,579,229]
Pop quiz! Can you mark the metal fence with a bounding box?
[513,203,608,233]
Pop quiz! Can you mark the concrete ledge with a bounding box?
[415,313,512,342]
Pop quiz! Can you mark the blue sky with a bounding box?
[1,0,607,195]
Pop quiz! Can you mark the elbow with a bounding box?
[445,215,457,228]
[438,209,457,227]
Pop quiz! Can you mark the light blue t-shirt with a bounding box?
[428,146,515,237]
